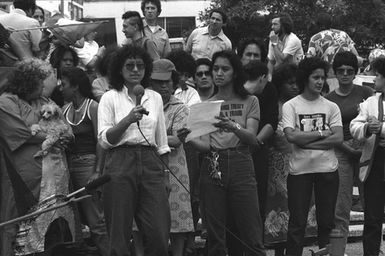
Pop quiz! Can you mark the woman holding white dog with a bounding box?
[0,58,75,255]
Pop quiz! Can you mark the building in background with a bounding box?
[83,0,211,45]
[0,0,84,20]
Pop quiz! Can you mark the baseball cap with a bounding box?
[151,59,176,81]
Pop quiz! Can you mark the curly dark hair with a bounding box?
[49,45,79,70]
[141,0,162,15]
[272,63,298,96]
[96,45,118,77]
[211,50,248,98]
[6,58,53,100]
[108,45,153,90]
[296,57,329,93]
[61,67,94,100]
[166,50,196,77]
[237,37,267,63]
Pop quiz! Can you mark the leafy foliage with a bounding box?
[200,0,385,56]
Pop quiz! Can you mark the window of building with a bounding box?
[154,17,195,38]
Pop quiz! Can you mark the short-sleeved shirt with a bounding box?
[307,29,356,64]
[74,40,99,69]
[326,85,373,140]
[0,9,42,57]
[174,86,201,107]
[143,23,171,58]
[268,32,303,66]
[210,95,260,149]
[186,26,232,60]
[282,95,342,175]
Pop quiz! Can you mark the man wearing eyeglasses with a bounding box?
[194,58,214,102]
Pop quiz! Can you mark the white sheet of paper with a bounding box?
[186,100,224,142]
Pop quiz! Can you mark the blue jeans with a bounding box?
[68,153,109,256]
[286,171,339,256]
[334,142,358,253]
[103,146,170,256]
[200,147,265,256]
[363,147,385,256]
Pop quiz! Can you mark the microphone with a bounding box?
[66,174,111,200]
[133,85,149,126]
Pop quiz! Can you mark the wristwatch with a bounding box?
[233,122,242,131]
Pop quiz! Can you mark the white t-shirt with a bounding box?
[268,32,304,66]
[282,95,342,175]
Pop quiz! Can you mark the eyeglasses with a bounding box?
[336,68,355,76]
[33,15,44,19]
[195,71,211,77]
[124,62,145,71]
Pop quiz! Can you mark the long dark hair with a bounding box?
[211,50,249,98]
[61,67,94,100]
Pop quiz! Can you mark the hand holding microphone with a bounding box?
[132,85,149,126]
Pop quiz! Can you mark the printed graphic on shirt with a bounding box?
[299,113,327,131]
[220,103,244,118]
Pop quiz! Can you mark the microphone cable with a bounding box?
[137,125,261,255]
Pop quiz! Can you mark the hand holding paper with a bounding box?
[185,101,224,142]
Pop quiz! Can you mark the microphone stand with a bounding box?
[0,195,91,229]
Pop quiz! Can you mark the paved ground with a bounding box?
[265,239,385,256]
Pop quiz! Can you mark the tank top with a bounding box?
[63,98,97,155]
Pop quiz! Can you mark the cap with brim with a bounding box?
[151,59,176,81]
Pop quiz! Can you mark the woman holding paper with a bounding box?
[189,50,265,256]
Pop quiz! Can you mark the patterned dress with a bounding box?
[0,94,75,256]
[164,96,194,233]
[264,102,317,245]
[307,29,356,64]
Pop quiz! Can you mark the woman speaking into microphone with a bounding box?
[97,45,171,256]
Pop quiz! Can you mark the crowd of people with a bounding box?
[1,0,385,256]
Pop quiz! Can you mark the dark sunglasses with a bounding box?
[195,71,211,78]
[336,68,355,76]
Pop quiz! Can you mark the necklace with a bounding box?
[74,98,87,112]
[65,99,89,126]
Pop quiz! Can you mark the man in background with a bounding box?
[0,0,41,62]
[267,13,303,80]
[141,0,171,58]
[186,9,232,60]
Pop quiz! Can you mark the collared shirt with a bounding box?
[268,32,303,66]
[186,26,232,60]
[143,22,171,58]
[122,35,160,61]
[307,29,356,64]
[174,86,201,107]
[0,8,42,57]
[98,86,170,155]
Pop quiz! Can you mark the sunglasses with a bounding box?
[124,62,145,71]
[336,68,355,76]
[195,71,211,78]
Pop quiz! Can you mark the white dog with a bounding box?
[31,103,73,157]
